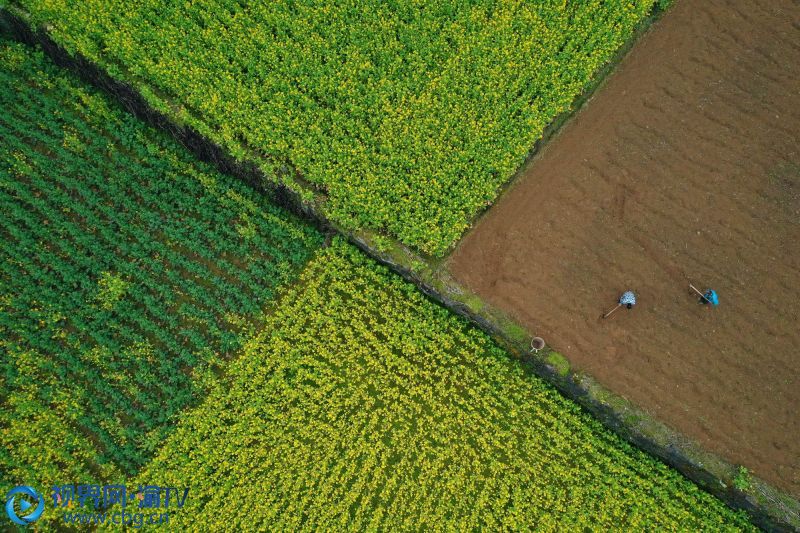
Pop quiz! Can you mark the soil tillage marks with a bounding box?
[450,0,800,498]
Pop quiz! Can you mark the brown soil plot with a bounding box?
[450,0,800,497]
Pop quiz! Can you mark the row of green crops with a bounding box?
[140,240,751,530]
[13,0,656,255]
[0,39,322,491]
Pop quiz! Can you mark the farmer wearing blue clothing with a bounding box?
[700,289,719,306]
[689,283,719,308]
[603,290,636,318]
[619,290,636,309]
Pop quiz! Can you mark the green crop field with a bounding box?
[0,4,767,530]
[141,240,751,529]
[0,39,321,491]
[14,0,656,254]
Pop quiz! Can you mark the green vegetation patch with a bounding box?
[15,0,655,254]
[545,350,570,377]
[141,240,751,529]
[0,39,322,489]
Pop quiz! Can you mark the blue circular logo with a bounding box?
[5,486,44,526]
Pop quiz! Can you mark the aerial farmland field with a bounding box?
[0,37,321,496]
[0,34,754,532]
[1,0,798,529]
[452,0,800,500]
[139,240,752,530]
[10,0,661,255]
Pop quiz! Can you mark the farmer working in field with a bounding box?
[619,291,636,309]
[689,283,719,308]
[700,289,719,306]
[602,290,636,318]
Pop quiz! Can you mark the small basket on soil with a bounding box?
[530,337,546,353]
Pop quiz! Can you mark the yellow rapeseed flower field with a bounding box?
[140,240,752,530]
[17,0,657,255]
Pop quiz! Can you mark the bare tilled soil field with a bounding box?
[450,0,800,496]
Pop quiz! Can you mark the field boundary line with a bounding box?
[2,7,798,531]
[450,2,671,255]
